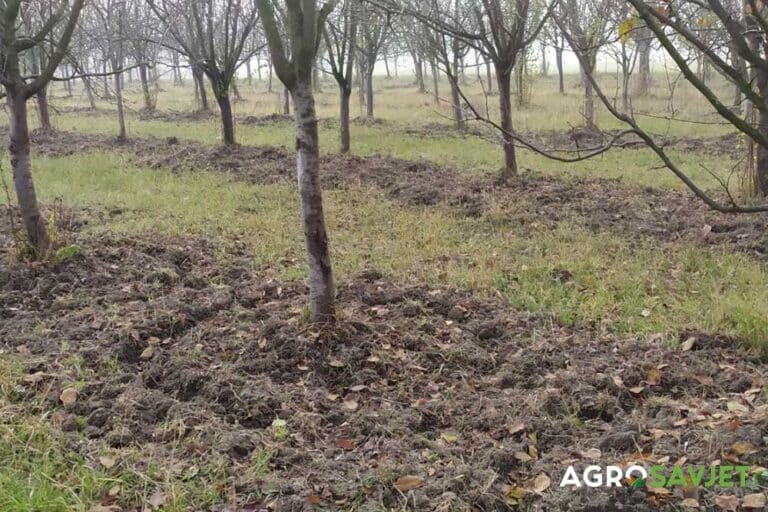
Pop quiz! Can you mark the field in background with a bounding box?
[30,73,739,190]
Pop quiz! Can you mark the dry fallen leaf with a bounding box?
[742,493,766,509]
[60,387,78,406]
[140,346,154,360]
[508,421,525,435]
[729,441,757,456]
[681,336,696,351]
[629,386,645,394]
[335,438,355,450]
[680,498,699,508]
[394,475,424,492]
[440,432,458,444]
[98,455,117,469]
[640,309,651,318]
[531,473,551,493]
[580,448,601,459]
[342,400,358,411]
[727,401,749,414]
[328,359,345,368]
[23,372,46,384]
[148,490,167,509]
[514,451,533,463]
[714,495,740,511]
[646,367,661,386]
[305,494,322,505]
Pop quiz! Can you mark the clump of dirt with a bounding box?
[136,109,217,122]
[20,128,768,258]
[239,113,294,125]
[1,226,766,511]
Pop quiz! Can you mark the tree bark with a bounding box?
[497,69,518,179]
[139,63,155,111]
[292,79,335,321]
[8,90,49,255]
[339,84,351,153]
[583,65,596,129]
[114,69,127,141]
[216,92,236,145]
[283,86,291,115]
[635,26,652,97]
[194,66,209,111]
[431,60,439,105]
[555,46,564,94]
[36,87,52,131]
[365,65,374,119]
[83,76,97,109]
[413,54,425,93]
[449,58,464,131]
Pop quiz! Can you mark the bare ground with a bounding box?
[1,215,766,511]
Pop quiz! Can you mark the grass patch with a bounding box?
[13,151,768,350]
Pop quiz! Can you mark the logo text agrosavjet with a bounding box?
[559,464,756,489]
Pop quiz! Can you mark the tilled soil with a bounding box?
[25,128,768,259]
[0,220,766,511]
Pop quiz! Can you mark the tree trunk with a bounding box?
[283,86,291,115]
[36,87,52,132]
[497,69,517,180]
[449,59,464,131]
[431,60,439,105]
[583,62,596,129]
[83,76,97,110]
[339,84,351,153]
[139,63,155,111]
[8,90,49,255]
[268,61,273,92]
[216,92,236,146]
[365,65,374,119]
[194,67,209,111]
[114,69,127,141]
[485,59,493,94]
[246,59,253,85]
[541,44,548,76]
[102,60,111,99]
[413,54,425,93]
[291,79,335,321]
[172,52,183,85]
[555,47,565,94]
[635,32,652,97]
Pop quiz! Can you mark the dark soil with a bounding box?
[1,217,766,511]
[24,128,768,259]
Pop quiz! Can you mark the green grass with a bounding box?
[33,73,740,192]
[17,152,768,349]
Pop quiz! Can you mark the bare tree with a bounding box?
[554,0,768,212]
[357,0,390,119]
[1,0,85,255]
[559,0,617,130]
[91,0,129,140]
[388,0,551,179]
[149,0,260,145]
[258,0,336,321]
[324,0,358,152]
